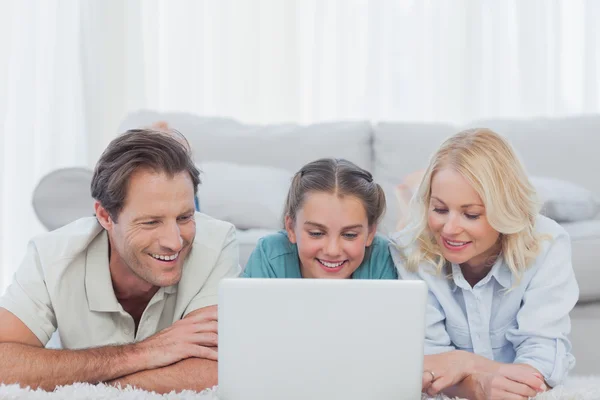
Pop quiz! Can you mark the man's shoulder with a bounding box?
[31,217,105,266]
[193,212,236,249]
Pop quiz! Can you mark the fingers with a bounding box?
[186,306,218,323]
[193,320,218,334]
[427,374,458,396]
[421,372,433,392]
[190,332,219,347]
[502,367,546,392]
[190,345,218,361]
[496,376,538,399]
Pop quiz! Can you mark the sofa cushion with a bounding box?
[531,177,599,222]
[119,110,373,173]
[32,167,95,231]
[197,162,292,230]
[561,219,600,302]
[465,116,600,202]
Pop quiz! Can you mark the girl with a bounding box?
[394,129,579,399]
[242,158,397,280]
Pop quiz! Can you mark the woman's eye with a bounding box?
[308,231,323,237]
[465,213,480,220]
[433,208,448,214]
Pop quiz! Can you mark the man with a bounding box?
[0,129,240,393]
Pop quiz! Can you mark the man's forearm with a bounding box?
[0,342,149,390]
[108,358,218,394]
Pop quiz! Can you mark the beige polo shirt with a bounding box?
[0,213,240,349]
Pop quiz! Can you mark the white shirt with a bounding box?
[392,215,579,387]
[0,213,240,349]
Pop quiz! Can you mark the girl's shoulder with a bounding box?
[256,230,297,259]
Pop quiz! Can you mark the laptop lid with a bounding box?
[218,278,427,400]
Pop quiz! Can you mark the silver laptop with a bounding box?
[218,278,428,400]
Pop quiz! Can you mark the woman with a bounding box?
[393,129,578,399]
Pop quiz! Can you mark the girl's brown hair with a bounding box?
[283,158,386,227]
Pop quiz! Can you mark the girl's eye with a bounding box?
[433,208,448,214]
[308,231,324,237]
[342,233,358,239]
[465,213,480,220]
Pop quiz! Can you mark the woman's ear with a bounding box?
[285,215,297,243]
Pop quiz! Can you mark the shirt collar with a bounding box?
[490,257,513,289]
[449,255,512,292]
[85,230,122,312]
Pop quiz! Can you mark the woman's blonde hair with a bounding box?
[403,128,544,280]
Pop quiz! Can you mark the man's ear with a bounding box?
[284,215,297,243]
[94,201,114,231]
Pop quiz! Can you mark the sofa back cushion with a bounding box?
[466,116,600,201]
[118,110,373,173]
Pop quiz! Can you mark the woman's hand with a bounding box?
[465,370,545,400]
[496,363,547,392]
[422,351,476,395]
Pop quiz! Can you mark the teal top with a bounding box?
[241,231,398,279]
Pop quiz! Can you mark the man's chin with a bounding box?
[152,272,182,287]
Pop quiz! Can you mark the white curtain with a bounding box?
[0,0,87,291]
[2,0,600,292]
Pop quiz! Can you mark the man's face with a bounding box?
[104,168,197,288]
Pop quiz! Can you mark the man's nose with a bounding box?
[159,222,184,252]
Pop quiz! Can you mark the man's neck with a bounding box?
[107,241,160,319]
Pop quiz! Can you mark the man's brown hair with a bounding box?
[91,129,201,222]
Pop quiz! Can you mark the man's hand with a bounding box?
[135,305,219,370]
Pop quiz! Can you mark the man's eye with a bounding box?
[143,221,158,226]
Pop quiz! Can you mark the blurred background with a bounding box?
[2,0,600,292]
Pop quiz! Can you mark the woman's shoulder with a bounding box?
[535,214,568,238]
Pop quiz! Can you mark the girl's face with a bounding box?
[286,192,376,279]
[427,168,501,271]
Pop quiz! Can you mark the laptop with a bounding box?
[218,278,428,400]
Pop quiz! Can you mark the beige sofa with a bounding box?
[37,111,600,375]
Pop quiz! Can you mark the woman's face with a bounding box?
[427,168,501,270]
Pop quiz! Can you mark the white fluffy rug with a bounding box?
[0,376,598,399]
